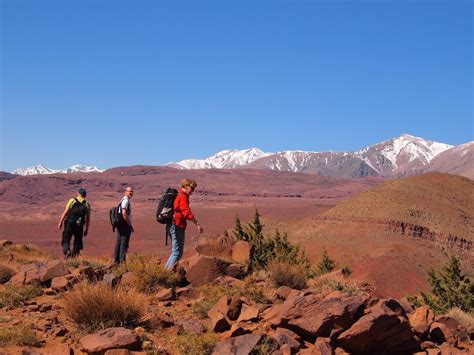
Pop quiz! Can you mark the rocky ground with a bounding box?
[0,239,472,355]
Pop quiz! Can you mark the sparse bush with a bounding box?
[316,249,335,275]
[0,323,41,347]
[309,272,375,296]
[116,254,180,293]
[63,282,146,331]
[0,265,15,284]
[445,307,474,339]
[0,284,43,307]
[342,264,353,277]
[267,261,307,290]
[175,332,219,355]
[410,256,473,314]
[251,336,279,354]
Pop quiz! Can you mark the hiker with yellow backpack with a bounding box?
[58,188,91,259]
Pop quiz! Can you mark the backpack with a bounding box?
[109,197,127,232]
[156,188,178,224]
[67,198,88,227]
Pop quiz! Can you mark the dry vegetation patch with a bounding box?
[267,261,308,290]
[175,332,219,355]
[0,244,47,265]
[0,264,15,284]
[308,271,375,296]
[446,308,474,336]
[0,323,41,347]
[0,284,43,307]
[63,282,146,331]
[116,254,180,293]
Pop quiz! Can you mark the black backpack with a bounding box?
[109,197,126,232]
[67,198,88,227]
[156,188,178,224]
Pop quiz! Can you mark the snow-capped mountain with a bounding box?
[167,134,469,179]
[12,164,104,176]
[354,134,453,176]
[167,148,272,169]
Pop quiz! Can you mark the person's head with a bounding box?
[124,186,134,198]
[181,178,197,195]
[78,188,87,197]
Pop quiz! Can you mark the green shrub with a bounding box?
[316,249,335,275]
[267,261,307,290]
[0,284,42,307]
[410,256,473,314]
[63,282,146,331]
[234,210,312,273]
[176,332,219,355]
[0,323,41,347]
[191,285,239,318]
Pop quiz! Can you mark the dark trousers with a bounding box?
[114,223,132,264]
[62,222,84,257]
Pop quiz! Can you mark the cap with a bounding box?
[78,188,87,197]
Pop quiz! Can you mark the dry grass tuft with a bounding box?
[116,254,180,293]
[175,331,219,355]
[0,323,41,347]
[446,308,474,335]
[63,282,146,331]
[267,261,308,290]
[0,284,43,307]
[308,272,375,296]
[0,244,47,265]
[65,255,108,269]
[0,264,15,284]
[191,284,236,319]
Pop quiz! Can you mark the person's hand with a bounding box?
[84,229,88,237]
[130,225,135,233]
[58,222,63,230]
[197,224,203,233]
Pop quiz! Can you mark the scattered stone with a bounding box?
[429,322,457,346]
[80,327,141,353]
[175,318,204,335]
[270,328,301,353]
[39,304,53,312]
[409,305,435,336]
[213,275,246,288]
[175,285,194,298]
[237,303,260,323]
[313,337,334,355]
[155,288,175,301]
[212,333,263,355]
[103,273,120,288]
[0,240,13,247]
[225,263,246,279]
[51,276,71,291]
[142,312,174,329]
[221,324,252,339]
[210,312,231,333]
[228,296,244,320]
[40,344,73,354]
[185,255,231,286]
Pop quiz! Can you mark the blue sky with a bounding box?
[1,0,472,171]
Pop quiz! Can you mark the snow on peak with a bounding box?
[12,164,104,176]
[170,148,272,169]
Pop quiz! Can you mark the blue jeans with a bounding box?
[165,224,185,269]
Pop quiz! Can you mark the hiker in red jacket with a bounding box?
[165,178,203,269]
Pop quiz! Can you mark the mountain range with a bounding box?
[11,134,473,179]
[168,134,473,179]
[11,164,104,176]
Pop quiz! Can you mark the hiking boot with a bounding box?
[64,250,72,260]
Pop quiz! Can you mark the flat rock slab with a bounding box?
[80,327,140,354]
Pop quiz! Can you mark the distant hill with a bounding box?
[323,172,473,248]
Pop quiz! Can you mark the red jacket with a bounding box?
[173,189,194,229]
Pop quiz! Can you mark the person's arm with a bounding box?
[121,203,134,232]
[84,206,91,236]
[58,204,70,230]
[190,216,203,233]
[179,197,203,233]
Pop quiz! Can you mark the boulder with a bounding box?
[409,306,435,336]
[195,234,234,259]
[185,255,230,286]
[208,295,230,320]
[231,241,252,264]
[9,260,69,286]
[212,333,263,355]
[270,328,301,353]
[142,312,174,329]
[337,299,420,354]
[103,273,120,288]
[155,288,175,301]
[429,322,457,346]
[79,327,140,353]
[210,312,231,333]
[40,260,69,282]
[228,296,244,320]
[273,294,368,342]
